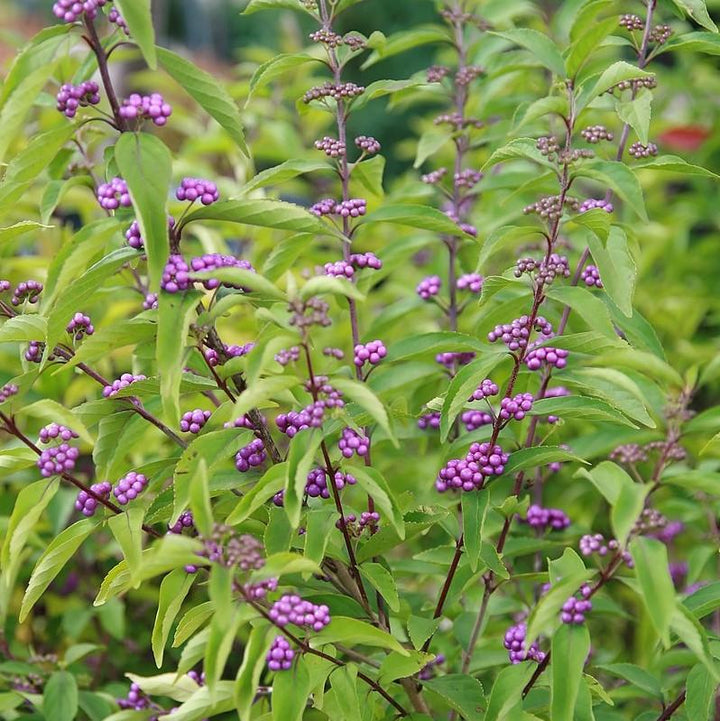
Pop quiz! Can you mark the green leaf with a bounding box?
[578,61,655,110]
[312,616,409,655]
[346,465,405,539]
[685,664,717,721]
[158,681,235,721]
[243,0,315,15]
[389,331,485,362]
[414,128,453,168]
[329,665,362,721]
[40,176,91,225]
[569,207,611,241]
[248,53,319,101]
[44,247,138,359]
[531,396,639,427]
[284,429,323,529]
[491,29,566,76]
[611,481,650,547]
[633,154,720,179]
[173,602,213,647]
[362,204,470,236]
[378,651,434,684]
[0,479,59,623]
[616,89,652,145]
[360,562,399,612]
[226,463,287,525]
[629,537,676,647]
[114,132,172,291]
[462,490,491,572]
[157,290,200,423]
[126,673,198,702]
[504,446,587,475]
[670,0,718,32]
[584,226,636,317]
[424,674,485,720]
[114,0,155,66]
[20,518,97,623]
[156,46,248,154]
[303,508,336,566]
[658,31,720,55]
[243,159,330,193]
[670,604,720,681]
[43,671,78,721]
[363,25,450,68]
[596,663,663,699]
[482,138,553,171]
[440,351,507,441]
[330,377,394,441]
[566,15,619,77]
[108,508,145,586]
[485,663,534,721]
[234,624,273,718]
[300,276,365,302]
[248,552,322,582]
[183,199,332,235]
[205,610,241,699]
[589,348,683,388]
[0,221,53,246]
[152,569,195,667]
[578,161,646,221]
[0,314,46,344]
[271,656,311,721]
[352,154,386,196]
[551,624,590,721]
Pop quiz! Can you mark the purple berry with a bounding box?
[324,260,354,278]
[39,424,78,443]
[314,136,346,158]
[160,254,191,293]
[11,280,43,307]
[338,427,369,458]
[417,275,441,300]
[74,481,112,517]
[235,438,267,472]
[354,135,381,154]
[266,635,295,671]
[102,373,147,398]
[469,379,498,401]
[180,409,212,434]
[0,383,19,403]
[488,315,553,352]
[176,178,218,205]
[96,177,131,210]
[435,351,476,368]
[499,392,534,422]
[579,198,614,213]
[189,254,254,290]
[457,273,483,293]
[349,252,382,270]
[53,0,108,23]
[581,264,603,288]
[37,443,80,477]
[66,312,94,341]
[560,586,592,624]
[275,346,300,366]
[112,471,148,505]
[461,409,493,431]
[504,623,545,664]
[119,92,172,127]
[56,81,100,118]
[520,505,570,532]
[268,594,331,631]
[354,340,387,369]
[168,510,195,534]
[418,412,441,430]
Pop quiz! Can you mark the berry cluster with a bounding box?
[66,312,94,340]
[457,273,483,293]
[224,415,258,431]
[461,409,493,431]
[176,177,219,205]
[269,594,331,630]
[579,533,633,566]
[108,6,129,34]
[469,379,499,400]
[267,636,295,671]
[581,264,603,288]
[355,135,381,154]
[336,198,367,218]
[189,253,254,290]
[628,141,659,158]
[421,168,447,184]
[324,260,354,278]
[619,13,644,31]
[97,177,131,210]
[455,65,484,86]
[323,346,345,359]
[360,511,380,531]
[418,653,446,680]
[117,683,150,711]
[561,585,592,624]
[350,252,382,270]
[650,24,673,44]
[180,409,212,434]
[74,481,112,517]
[302,81,365,104]
[113,472,148,504]
[235,439,267,471]
[119,93,172,127]
[53,0,107,22]
[525,344,569,371]
[434,112,484,130]
[201,527,264,570]
[289,297,332,329]
[520,505,570,531]
[579,198,613,213]
[314,136,346,158]
[102,373,147,398]
[580,125,614,143]
[499,392,534,421]
[454,169,483,188]
[417,275,441,300]
[25,341,47,363]
[143,293,158,310]
[435,351,476,368]
[435,442,509,493]
[168,511,194,534]
[244,576,278,600]
[160,255,191,293]
[11,280,43,306]
[427,65,450,83]
[309,29,342,46]
[354,340,387,370]
[607,76,657,94]
[338,427,369,458]
[418,412,441,430]
[275,346,300,366]
[56,81,100,118]
[523,195,580,221]
[0,383,18,403]
[38,443,80,477]
[305,467,356,499]
[39,424,78,443]
[204,342,254,366]
[504,622,545,664]
[488,315,553,351]
[276,400,327,437]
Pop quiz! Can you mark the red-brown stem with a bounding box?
[656,689,686,721]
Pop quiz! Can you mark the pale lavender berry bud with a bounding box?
[579,198,614,213]
[102,372,147,398]
[142,293,158,310]
[112,471,148,505]
[322,346,345,359]
[461,409,493,431]
[180,409,212,434]
[39,423,79,443]
[521,505,570,532]
[349,251,382,270]
[66,312,94,340]
[469,379,498,401]
[355,135,381,154]
[417,275,441,300]
[421,168,447,184]
[56,81,100,118]
[561,586,592,624]
[314,136,346,158]
[119,93,172,127]
[37,442,80,477]
[435,351,476,368]
[628,142,658,159]
[176,178,218,205]
[11,280,43,306]
[275,346,300,366]
[324,260,354,278]
[454,169,483,189]
[0,383,19,403]
[310,198,336,217]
